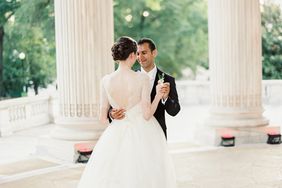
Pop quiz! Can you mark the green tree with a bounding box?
[262,2,282,79]
[3,0,55,97]
[0,0,21,97]
[113,0,208,78]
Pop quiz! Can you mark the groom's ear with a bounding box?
[152,49,158,57]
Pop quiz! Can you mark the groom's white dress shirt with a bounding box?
[141,65,167,104]
[141,66,157,93]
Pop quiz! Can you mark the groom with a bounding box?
[110,38,181,139]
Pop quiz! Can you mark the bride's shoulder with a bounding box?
[136,71,149,81]
[101,73,112,84]
[136,71,146,77]
[102,74,109,80]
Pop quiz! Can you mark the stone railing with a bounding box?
[176,81,210,105]
[0,94,57,136]
[0,80,282,137]
[176,80,282,105]
[262,80,282,105]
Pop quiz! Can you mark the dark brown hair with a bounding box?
[111,36,137,61]
[137,38,157,52]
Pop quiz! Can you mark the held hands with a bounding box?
[110,108,126,120]
[156,81,170,100]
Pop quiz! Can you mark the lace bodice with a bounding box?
[99,70,154,124]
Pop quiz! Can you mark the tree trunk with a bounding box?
[34,82,39,95]
[0,26,4,98]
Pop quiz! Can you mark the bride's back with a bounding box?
[103,70,146,110]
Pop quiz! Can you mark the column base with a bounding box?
[194,123,279,146]
[51,117,106,141]
[36,134,97,162]
[206,107,269,127]
[205,116,269,128]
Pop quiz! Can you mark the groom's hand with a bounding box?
[110,108,126,120]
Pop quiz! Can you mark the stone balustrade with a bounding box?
[177,80,282,106]
[0,80,282,137]
[0,94,57,136]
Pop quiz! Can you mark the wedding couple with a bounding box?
[77,37,181,188]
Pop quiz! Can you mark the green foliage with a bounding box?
[1,0,282,99]
[0,0,21,98]
[113,0,208,78]
[262,2,282,79]
[0,0,20,25]
[3,0,55,97]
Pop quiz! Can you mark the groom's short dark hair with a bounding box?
[137,38,156,52]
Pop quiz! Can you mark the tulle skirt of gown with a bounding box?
[77,104,176,188]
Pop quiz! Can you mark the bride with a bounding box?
[77,36,176,188]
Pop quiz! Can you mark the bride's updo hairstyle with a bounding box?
[111,36,137,61]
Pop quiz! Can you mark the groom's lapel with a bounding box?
[151,68,162,101]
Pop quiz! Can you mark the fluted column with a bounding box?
[52,0,114,140]
[207,0,268,127]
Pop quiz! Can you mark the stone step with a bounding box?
[0,163,83,188]
[1,144,282,188]
[0,158,83,185]
[36,135,98,163]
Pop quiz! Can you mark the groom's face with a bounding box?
[137,43,156,71]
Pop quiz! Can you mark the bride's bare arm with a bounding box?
[99,79,110,125]
[141,75,163,120]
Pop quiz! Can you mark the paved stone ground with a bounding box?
[1,104,282,188]
[173,144,282,188]
[1,144,282,188]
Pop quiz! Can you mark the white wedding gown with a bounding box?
[77,70,176,188]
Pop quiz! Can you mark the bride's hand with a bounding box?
[156,83,165,99]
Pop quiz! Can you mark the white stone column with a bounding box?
[52,0,114,140]
[207,0,268,127]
